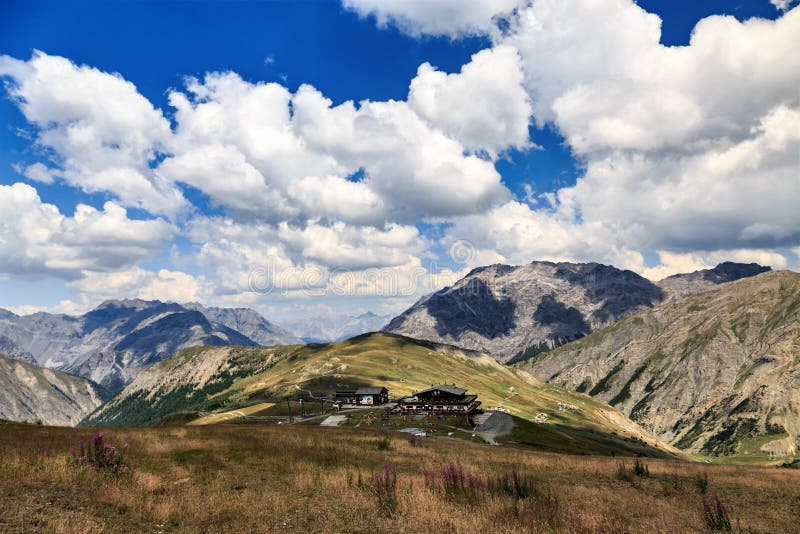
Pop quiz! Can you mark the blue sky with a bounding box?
[0,0,782,209]
[0,0,797,321]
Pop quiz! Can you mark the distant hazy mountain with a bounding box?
[285,311,393,342]
[384,261,771,362]
[519,270,800,460]
[184,303,302,345]
[657,262,771,302]
[0,352,107,426]
[0,299,297,392]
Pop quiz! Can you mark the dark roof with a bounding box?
[415,385,467,397]
[356,387,388,395]
[398,394,478,405]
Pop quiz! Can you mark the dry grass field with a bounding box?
[1,421,799,533]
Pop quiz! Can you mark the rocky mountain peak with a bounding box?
[384,260,776,362]
[95,298,168,310]
[385,261,664,361]
[698,261,771,283]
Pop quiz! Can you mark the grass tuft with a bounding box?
[616,458,649,482]
[70,432,134,477]
[702,496,732,532]
[374,433,392,451]
[695,471,710,494]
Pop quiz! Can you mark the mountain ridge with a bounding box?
[384,260,773,362]
[657,261,771,302]
[184,303,302,345]
[518,270,800,462]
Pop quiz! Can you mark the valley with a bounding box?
[1,263,799,533]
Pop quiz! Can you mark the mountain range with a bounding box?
[0,299,299,392]
[1,260,796,464]
[384,261,771,363]
[283,311,393,342]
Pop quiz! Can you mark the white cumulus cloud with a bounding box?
[409,45,531,156]
[0,51,185,215]
[441,1,800,274]
[0,182,173,280]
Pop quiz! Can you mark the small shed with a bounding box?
[356,387,389,405]
[334,387,390,405]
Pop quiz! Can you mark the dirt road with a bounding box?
[474,410,514,445]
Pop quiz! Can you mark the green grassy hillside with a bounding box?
[84,333,679,458]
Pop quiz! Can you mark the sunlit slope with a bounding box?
[84,333,678,456]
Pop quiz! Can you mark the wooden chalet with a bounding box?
[334,387,389,406]
[396,385,481,415]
